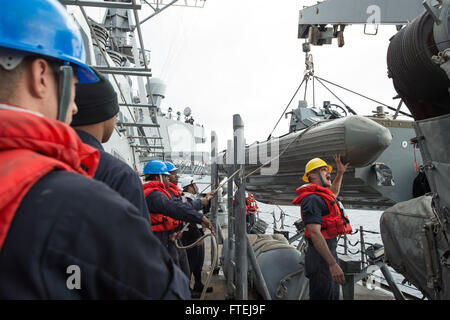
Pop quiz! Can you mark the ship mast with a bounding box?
[59,0,206,170]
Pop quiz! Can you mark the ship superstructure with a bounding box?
[63,0,209,174]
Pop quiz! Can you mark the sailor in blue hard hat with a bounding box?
[143,159,216,282]
[0,0,98,124]
[0,0,190,299]
[165,161,180,192]
[143,160,171,188]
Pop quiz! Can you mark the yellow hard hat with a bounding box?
[302,158,333,182]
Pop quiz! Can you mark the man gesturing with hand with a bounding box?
[292,155,352,300]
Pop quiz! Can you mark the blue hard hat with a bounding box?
[143,160,169,175]
[165,161,178,172]
[0,0,98,83]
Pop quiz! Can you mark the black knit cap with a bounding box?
[71,69,119,126]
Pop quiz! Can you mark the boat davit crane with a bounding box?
[295,0,450,300]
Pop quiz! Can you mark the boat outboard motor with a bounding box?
[387,0,450,120]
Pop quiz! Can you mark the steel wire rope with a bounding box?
[159,10,186,81]
[312,75,316,107]
[313,76,357,115]
[160,6,202,85]
[193,122,328,265]
[314,75,415,118]
[267,76,308,140]
[199,119,326,195]
[303,77,309,101]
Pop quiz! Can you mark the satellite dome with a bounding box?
[184,107,192,117]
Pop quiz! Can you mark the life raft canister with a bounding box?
[292,183,352,239]
[143,181,180,232]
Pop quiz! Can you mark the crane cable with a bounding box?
[267,75,308,140]
[199,119,325,195]
[313,75,413,118]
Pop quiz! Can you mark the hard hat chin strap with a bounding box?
[316,168,327,187]
[57,65,73,122]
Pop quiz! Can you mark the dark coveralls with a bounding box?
[179,195,206,292]
[0,171,190,299]
[76,130,149,220]
[166,189,202,279]
[302,194,340,300]
[146,191,204,281]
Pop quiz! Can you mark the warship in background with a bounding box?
[63,0,213,192]
[60,0,450,300]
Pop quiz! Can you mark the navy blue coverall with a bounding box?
[0,170,190,299]
[76,130,149,220]
[302,194,340,300]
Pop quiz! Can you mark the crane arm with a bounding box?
[299,0,427,46]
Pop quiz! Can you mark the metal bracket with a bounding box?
[423,0,442,24]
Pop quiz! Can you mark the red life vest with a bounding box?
[292,183,352,239]
[168,182,182,200]
[246,195,258,215]
[0,106,100,251]
[143,181,180,232]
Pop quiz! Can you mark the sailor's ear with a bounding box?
[28,58,53,98]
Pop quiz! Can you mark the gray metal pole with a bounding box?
[360,226,366,268]
[233,114,248,300]
[210,131,219,266]
[379,264,406,300]
[226,165,235,298]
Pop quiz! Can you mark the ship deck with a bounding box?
[196,226,396,300]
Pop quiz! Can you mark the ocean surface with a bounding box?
[254,202,423,299]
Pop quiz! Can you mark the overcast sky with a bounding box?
[90,0,405,151]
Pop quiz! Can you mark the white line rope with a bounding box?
[175,231,218,300]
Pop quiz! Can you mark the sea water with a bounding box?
[255,202,423,299]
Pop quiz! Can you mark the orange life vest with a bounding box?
[292,183,352,239]
[0,106,99,251]
[143,181,180,232]
[168,182,182,200]
[245,195,258,215]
